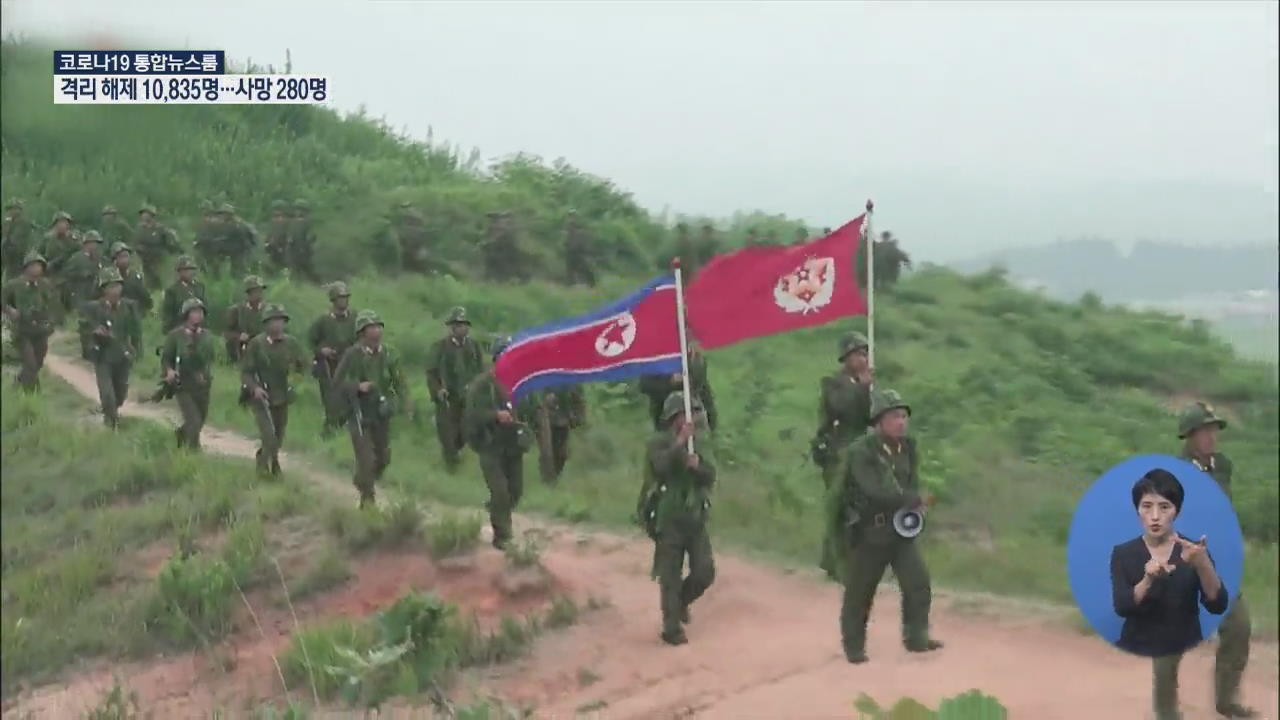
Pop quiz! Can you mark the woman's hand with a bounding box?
[1178,535,1210,570]
[1144,557,1173,579]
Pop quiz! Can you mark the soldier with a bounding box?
[463,337,537,548]
[40,210,82,275]
[867,231,912,290]
[426,306,485,471]
[193,200,225,276]
[224,275,269,363]
[160,256,207,333]
[263,199,291,274]
[2,199,39,279]
[1149,403,1256,719]
[814,332,874,581]
[482,211,530,283]
[219,203,259,278]
[564,210,597,286]
[308,281,357,436]
[2,251,58,391]
[99,205,133,247]
[134,204,181,290]
[77,267,142,429]
[161,298,218,450]
[240,304,307,477]
[639,343,718,432]
[333,310,409,508]
[394,201,430,274]
[535,384,586,484]
[61,231,107,311]
[286,199,316,281]
[638,391,717,646]
[109,242,152,314]
[836,388,942,664]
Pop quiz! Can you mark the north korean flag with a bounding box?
[495,275,684,403]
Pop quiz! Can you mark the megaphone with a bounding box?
[892,508,925,539]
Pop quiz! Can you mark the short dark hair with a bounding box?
[1131,469,1184,514]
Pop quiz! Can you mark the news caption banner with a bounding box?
[53,50,328,105]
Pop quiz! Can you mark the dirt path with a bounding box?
[15,351,1280,719]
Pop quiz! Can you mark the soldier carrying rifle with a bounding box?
[159,298,218,450]
[308,281,357,436]
[224,274,268,363]
[240,303,306,478]
[77,267,142,429]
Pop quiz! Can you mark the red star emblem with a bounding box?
[601,320,628,348]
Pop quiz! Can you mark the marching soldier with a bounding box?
[481,212,530,283]
[192,200,225,276]
[240,304,307,477]
[160,256,207,333]
[836,388,942,664]
[134,204,181,290]
[333,310,410,508]
[224,275,268,363]
[638,391,717,646]
[464,337,537,548]
[1150,403,1257,719]
[307,281,357,436]
[564,210,596,286]
[2,199,39,279]
[77,267,142,429]
[160,298,218,450]
[536,384,586,484]
[639,343,718,432]
[109,242,152,314]
[286,199,316,281]
[814,332,875,581]
[221,203,260,278]
[426,306,485,471]
[2,251,58,391]
[394,200,430,273]
[61,231,107,311]
[263,199,291,274]
[40,210,82,275]
[99,205,133,247]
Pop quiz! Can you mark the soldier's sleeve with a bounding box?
[462,375,496,434]
[164,227,181,253]
[647,432,685,476]
[161,330,178,372]
[848,441,914,510]
[1217,454,1233,498]
[570,386,587,422]
[906,437,922,492]
[239,337,260,389]
[331,345,360,400]
[128,301,143,351]
[638,373,668,397]
[699,376,718,430]
[424,340,444,397]
[692,437,717,486]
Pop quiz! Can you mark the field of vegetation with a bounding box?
[2,37,1277,711]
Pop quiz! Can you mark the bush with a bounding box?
[424,511,483,559]
[854,689,1008,719]
[148,552,237,644]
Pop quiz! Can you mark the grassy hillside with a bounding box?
[4,36,1278,640]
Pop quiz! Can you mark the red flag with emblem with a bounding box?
[684,215,868,349]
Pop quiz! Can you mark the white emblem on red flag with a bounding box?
[595,312,637,357]
[773,256,836,314]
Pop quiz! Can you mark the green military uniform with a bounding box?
[307,281,358,434]
[464,338,537,547]
[240,304,307,477]
[639,348,718,432]
[394,201,430,273]
[77,268,142,429]
[263,200,290,274]
[481,212,530,283]
[1150,404,1255,720]
[332,311,409,507]
[99,206,133,248]
[133,205,181,290]
[61,231,107,311]
[286,200,316,281]
[836,389,941,663]
[1,251,58,391]
[426,306,486,471]
[40,211,82,276]
[639,391,716,645]
[193,200,226,276]
[109,242,152,314]
[536,384,586,484]
[216,204,259,278]
[564,210,596,286]
[815,332,874,580]
[160,256,207,332]
[224,275,268,363]
[2,199,39,279]
[161,298,218,450]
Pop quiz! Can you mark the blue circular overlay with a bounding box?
[1067,454,1245,651]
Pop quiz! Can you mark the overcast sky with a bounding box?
[3,0,1277,260]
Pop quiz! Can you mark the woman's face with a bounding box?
[1137,492,1178,541]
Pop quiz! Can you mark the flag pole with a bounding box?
[672,258,695,454]
[864,198,875,373]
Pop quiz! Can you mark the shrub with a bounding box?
[424,511,483,559]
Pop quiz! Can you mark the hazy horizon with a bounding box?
[3,0,1276,262]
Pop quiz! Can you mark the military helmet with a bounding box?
[5,198,23,211]
[491,335,513,362]
[1177,401,1227,439]
[837,331,870,361]
[355,310,384,335]
[293,199,310,211]
[869,388,911,423]
[327,281,351,300]
[101,205,118,215]
[242,275,267,292]
[139,203,157,216]
[97,266,124,288]
[398,200,414,209]
[82,230,103,244]
[445,306,470,325]
[661,391,705,422]
[51,210,73,225]
[261,303,290,322]
[270,199,287,211]
[217,203,236,215]
[175,255,198,271]
[180,297,206,317]
[109,241,131,257]
[22,250,47,269]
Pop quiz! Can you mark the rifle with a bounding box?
[254,371,277,440]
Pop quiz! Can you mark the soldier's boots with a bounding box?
[358,489,376,510]
[906,639,944,654]
[661,628,688,646]
[1217,704,1257,718]
[680,604,691,625]
[844,648,869,664]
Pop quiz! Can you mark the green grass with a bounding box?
[424,511,484,559]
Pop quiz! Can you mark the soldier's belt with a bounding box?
[871,513,888,527]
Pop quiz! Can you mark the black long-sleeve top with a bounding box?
[1110,534,1228,657]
